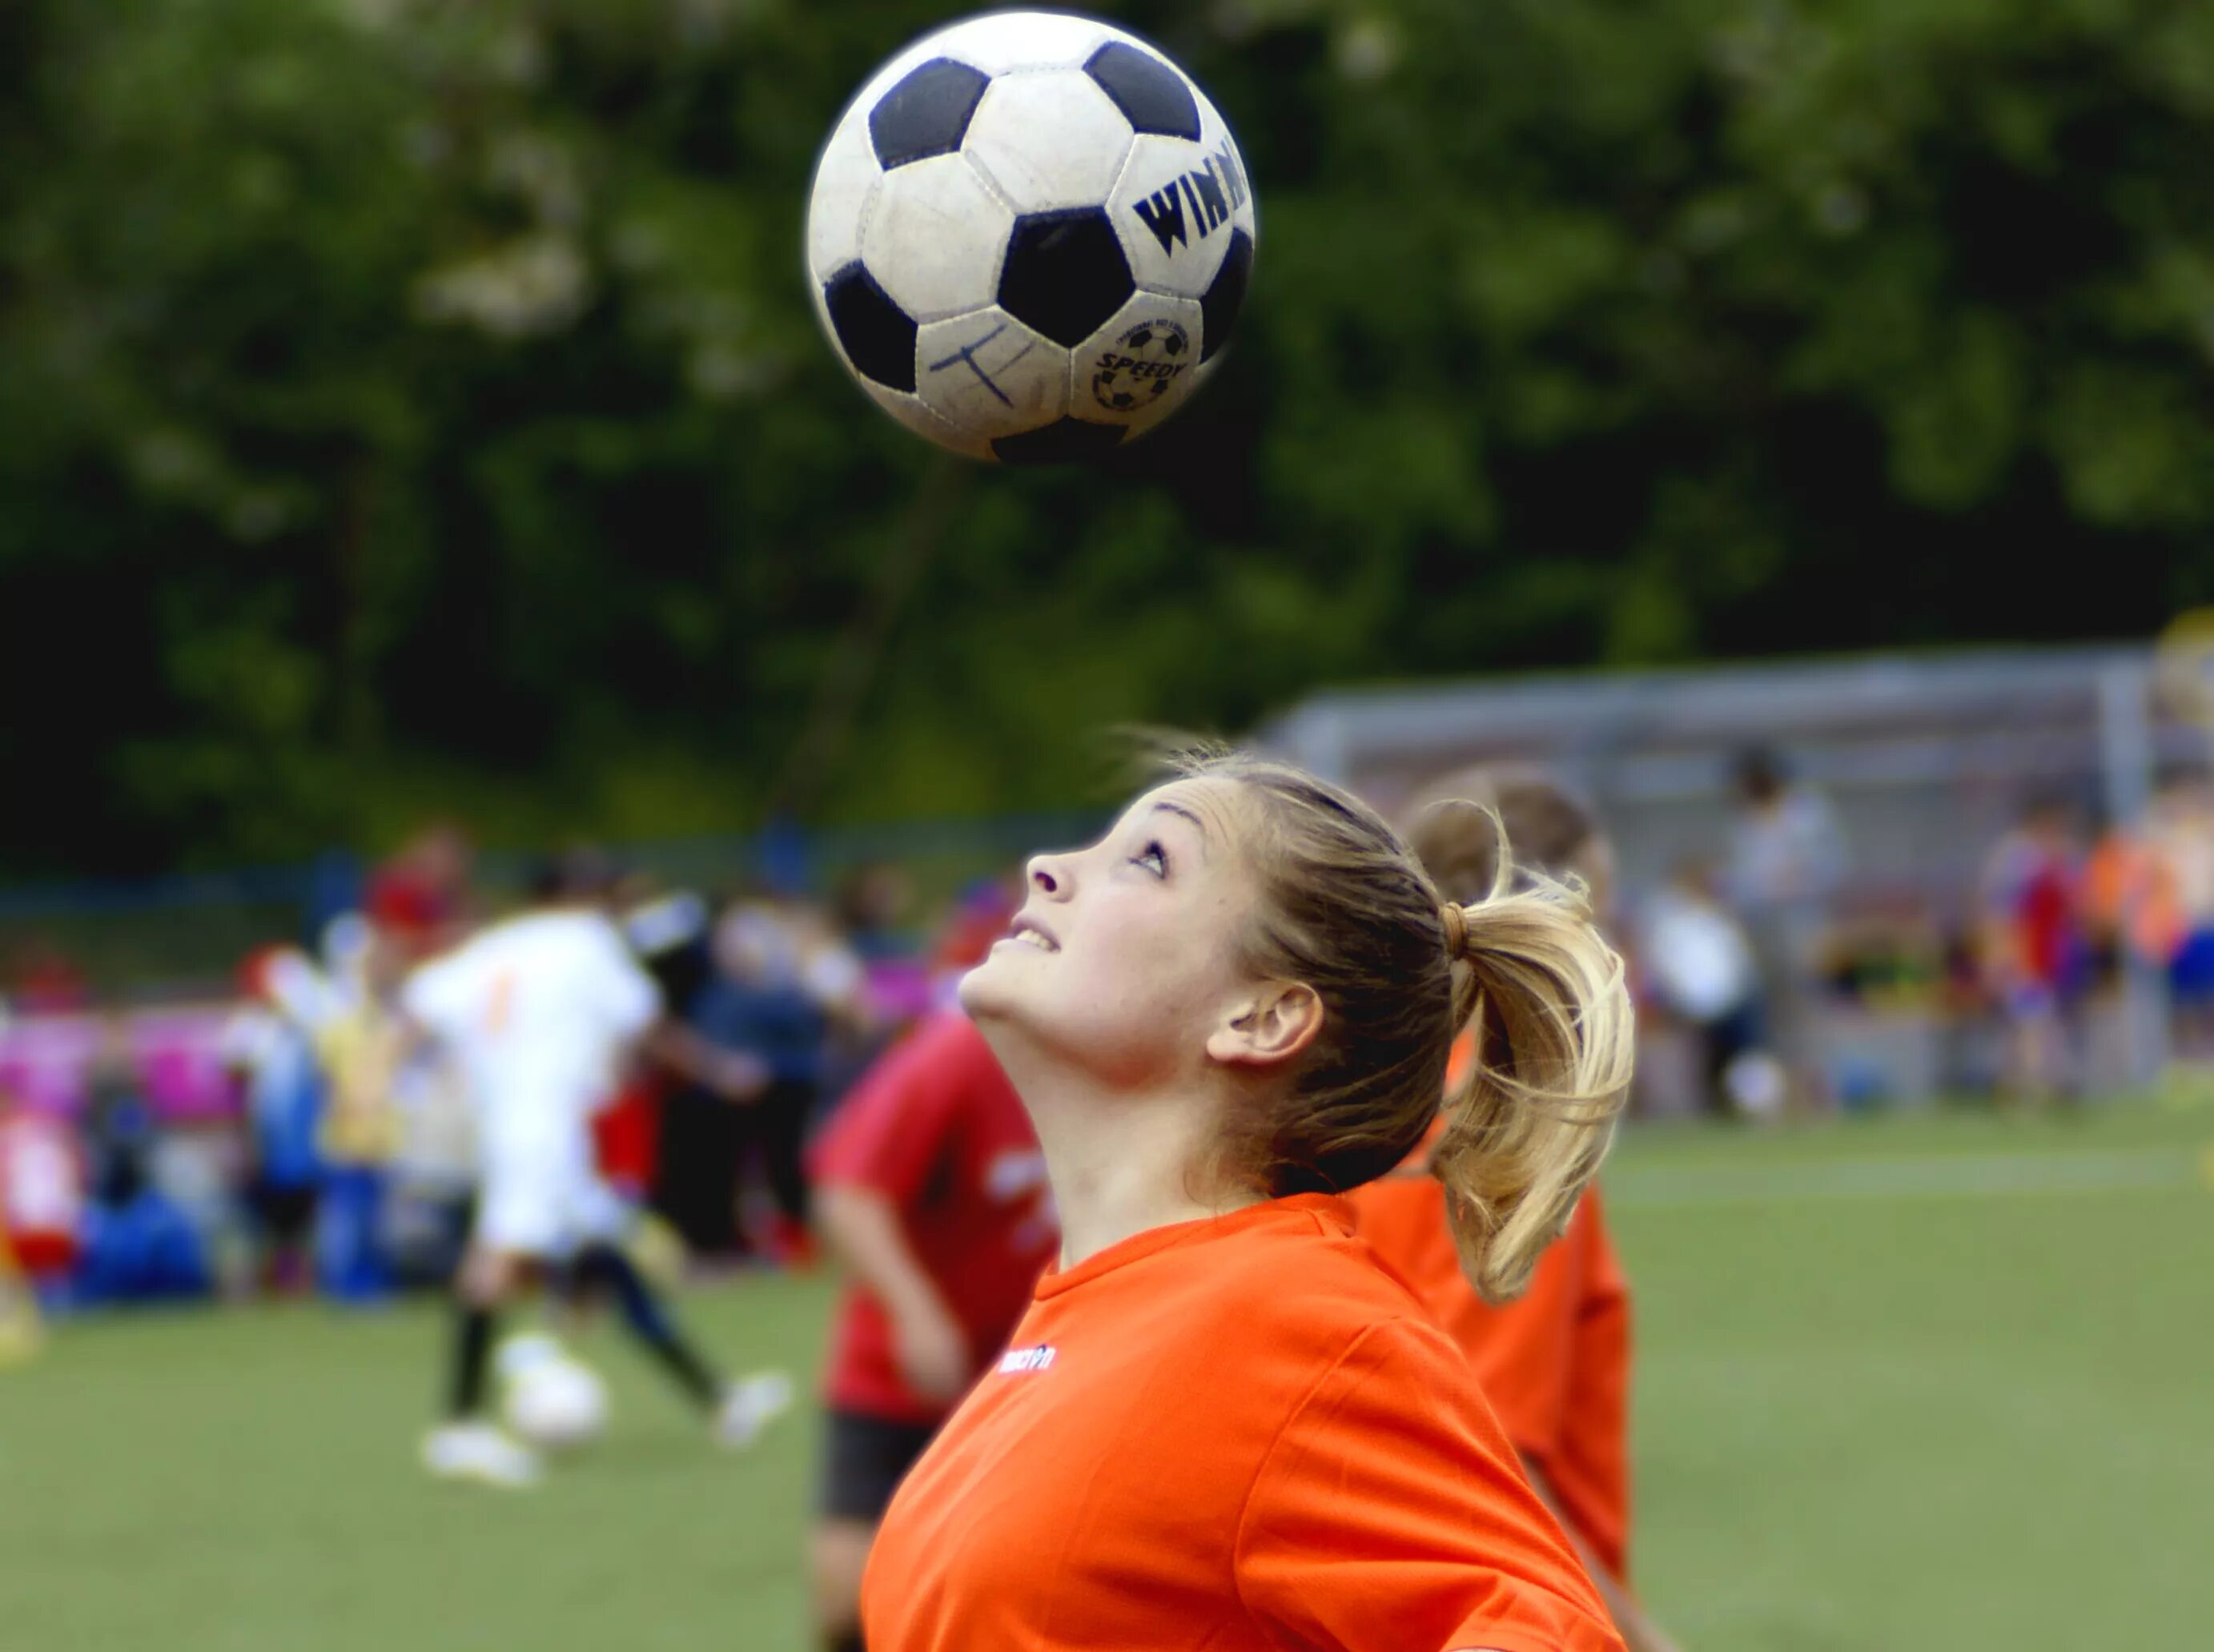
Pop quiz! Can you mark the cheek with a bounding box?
[1077,896,1236,1023]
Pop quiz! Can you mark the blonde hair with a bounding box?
[1173,750,1632,1303]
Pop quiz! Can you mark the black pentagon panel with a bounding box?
[1084,41,1201,140]
[992,416,1129,466]
[999,208,1135,348]
[1198,227,1253,364]
[824,261,918,392]
[869,58,992,169]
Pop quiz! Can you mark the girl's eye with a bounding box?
[1130,841,1168,878]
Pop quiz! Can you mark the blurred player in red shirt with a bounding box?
[807,1006,1055,1652]
[1347,766,1678,1652]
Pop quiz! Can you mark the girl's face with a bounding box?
[959,779,1265,1090]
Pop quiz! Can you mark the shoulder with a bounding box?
[1342,1162,1445,1238]
[1177,1206,1441,1378]
[1233,1300,1511,1525]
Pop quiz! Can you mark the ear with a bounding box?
[1206,981,1324,1070]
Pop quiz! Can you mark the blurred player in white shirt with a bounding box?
[404,850,790,1488]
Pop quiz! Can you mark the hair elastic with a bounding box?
[1440,902,1468,958]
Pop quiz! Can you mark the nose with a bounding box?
[1027,850,1072,899]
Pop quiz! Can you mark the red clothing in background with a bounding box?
[809,1012,1055,1425]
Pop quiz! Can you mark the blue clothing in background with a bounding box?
[316,1166,390,1304]
[689,977,829,1087]
[77,1196,212,1304]
[249,1025,326,1192]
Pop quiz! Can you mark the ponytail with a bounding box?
[1147,750,1631,1284]
[1428,810,1633,1303]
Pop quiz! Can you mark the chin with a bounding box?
[959,943,1058,1030]
[956,952,1018,1022]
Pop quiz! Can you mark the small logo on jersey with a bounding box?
[997,1344,1057,1376]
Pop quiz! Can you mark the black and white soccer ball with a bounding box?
[806,10,1256,464]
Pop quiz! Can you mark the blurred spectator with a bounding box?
[1980,794,2091,1103]
[83,1018,157,1209]
[2143,768,2214,1063]
[613,888,714,1233]
[314,929,407,1304]
[1640,861,1778,1119]
[1725,748,1847,1107]
[2086,814,2180,975]
[76,1017,211,1304]
[641,887,869,1261]
[699,899,870,1264]
[837,863,916,963]
[636,889,749,1256]
[219,948,328,1295]
[0,1082,85,1306]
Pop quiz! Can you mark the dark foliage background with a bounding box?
[5,0,2212,874]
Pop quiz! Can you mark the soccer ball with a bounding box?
[806,10,1257,464]
[498,1335,609,1452]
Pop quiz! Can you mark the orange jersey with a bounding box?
[863,1194,1622,1652]
[1348,1159,1631,1581]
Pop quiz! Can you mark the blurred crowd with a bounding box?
[1633,751,2214,1115]
[0,825,1017,1314]
[7,750,2214,1315]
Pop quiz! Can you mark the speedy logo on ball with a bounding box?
[1091,318,1191,412]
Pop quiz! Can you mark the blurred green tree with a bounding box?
[3,0,2212,874]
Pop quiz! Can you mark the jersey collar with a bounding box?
[1033,1192,1353,1300]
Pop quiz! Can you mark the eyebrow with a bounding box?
[1150,799,1212,857]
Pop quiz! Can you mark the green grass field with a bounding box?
[6,1102,2212,1652]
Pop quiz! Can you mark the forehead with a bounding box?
[1118,776,1248,842]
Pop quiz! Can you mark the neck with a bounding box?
[981,1026,1261,1268]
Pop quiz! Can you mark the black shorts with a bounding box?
[818,1408,939,1523]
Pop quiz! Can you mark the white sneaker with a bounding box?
[421,1421,543,1488]
[713,1369,794,1449]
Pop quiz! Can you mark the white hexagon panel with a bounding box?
[1070,291,1207,440]
[861,154,1015,324]
[962,70,1134,214]
[806,108,882,287]
[914,310,1071,442]
[919,11,1118,75]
